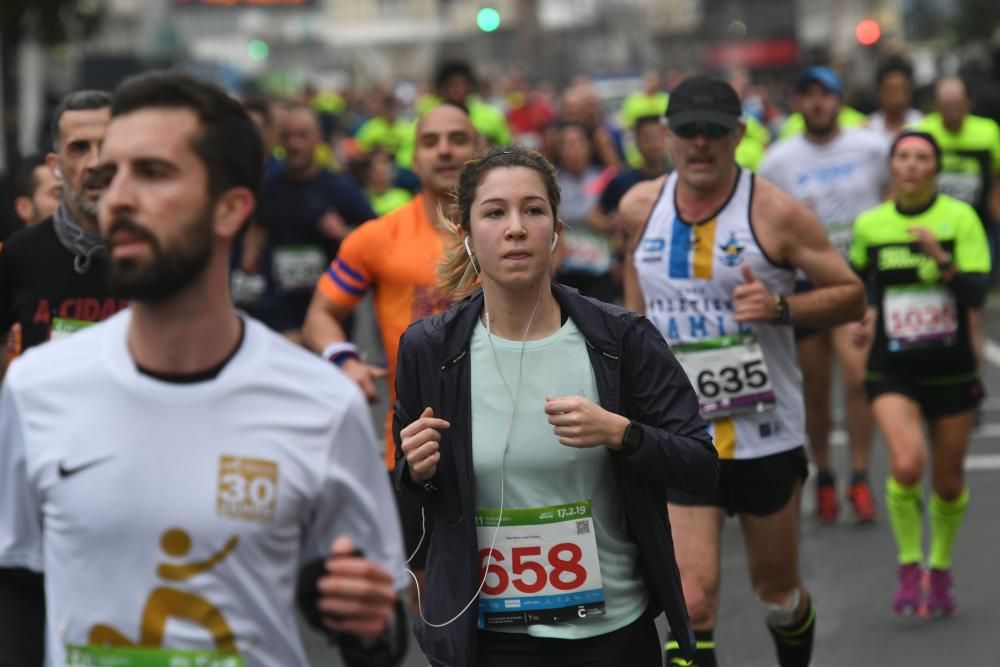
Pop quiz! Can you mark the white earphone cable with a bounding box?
[404,235,547,628]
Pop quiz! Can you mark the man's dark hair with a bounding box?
[434,61,476,92]
[50,90,112,150]
[13,154,49,199]
[877,58,914,87]
[242,96,272,124]
[111,71,264,201]
[634,115,664,133]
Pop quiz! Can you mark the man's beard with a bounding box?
[69,186,100,219]
[106,211,213,303]
[804,114,837,137]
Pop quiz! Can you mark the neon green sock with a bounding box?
[886,477,923,565]
[929,488,969,570]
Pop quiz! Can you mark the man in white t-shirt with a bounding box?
[760,67,889,526]
[0,71,407,667]
[867,59,923,143]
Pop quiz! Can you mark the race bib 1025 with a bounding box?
[672,335,777,419]
[884,284,958,352]
[475,501,605,628]
[272,245,326,292]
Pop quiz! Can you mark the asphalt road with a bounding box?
[303,297,1000,667]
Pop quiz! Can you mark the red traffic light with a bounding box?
[855,19,881,46]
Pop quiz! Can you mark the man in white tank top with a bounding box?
[760,67,889,526]
[621,76,866,667]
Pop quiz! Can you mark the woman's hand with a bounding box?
[908,225,949,265]
[400,407,450,483]
[544,396,629,449]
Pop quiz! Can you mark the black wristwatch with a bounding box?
[618,421,644,457]
[772,294,791,325]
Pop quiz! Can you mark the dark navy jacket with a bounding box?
[393,283,718,666]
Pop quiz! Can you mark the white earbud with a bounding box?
[54,167,64,181]
[551,232,559,250]
[464,236,474,259]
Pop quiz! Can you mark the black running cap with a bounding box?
[665,76,742,129]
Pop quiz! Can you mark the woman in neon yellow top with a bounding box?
[351,149,413,217]
[849,131,990,619]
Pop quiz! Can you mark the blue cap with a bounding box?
[797,66,842,96]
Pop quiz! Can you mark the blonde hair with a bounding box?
[437,146,560,297]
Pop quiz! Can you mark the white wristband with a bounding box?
[322,341,360,366]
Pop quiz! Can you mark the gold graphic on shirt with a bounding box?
[217,455,278,522]
[88,528,239,652]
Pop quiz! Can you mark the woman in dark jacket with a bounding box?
[392,145,718,666]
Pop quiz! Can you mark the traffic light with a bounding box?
[855,19,881,46]
[247,39,269,62]
[476,7,501,32]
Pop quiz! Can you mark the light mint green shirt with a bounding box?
[471,318,647,638]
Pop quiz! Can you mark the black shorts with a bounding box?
[477,606,660,667]
[865,377,984,421]
[390,472,431,570]
[668,447,809,517]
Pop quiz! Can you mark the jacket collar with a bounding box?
[428,282,623,365]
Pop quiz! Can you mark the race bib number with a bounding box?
[883,285,958,352]
[50,317,94,342]
[672,335,776,419]
[66,645,243,667]
[272,245,326,291]
[826,221,853,258]
[936,172,981,206]
[475,501,605,627]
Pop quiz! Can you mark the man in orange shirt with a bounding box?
[303,103,479,576]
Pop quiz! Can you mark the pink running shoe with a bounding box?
[892,563,923,616]
[923,569,957,618]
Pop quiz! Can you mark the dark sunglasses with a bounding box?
[672,123,732,139]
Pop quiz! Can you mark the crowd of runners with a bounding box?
[0,51,998,667]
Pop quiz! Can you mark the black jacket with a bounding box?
[392,283,718,666]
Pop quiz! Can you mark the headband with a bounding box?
[890,131,941,173]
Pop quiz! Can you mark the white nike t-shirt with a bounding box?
[0,310,407,667]
[760,127,890,258]
[867,109,924,143]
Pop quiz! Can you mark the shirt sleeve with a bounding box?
[315,223,376,309]
[758,150,783,191]
[954,204,991,274]
[331,177,377,227]
[849,214,870,271]
[303,387,408,591]
[0,379,44,572]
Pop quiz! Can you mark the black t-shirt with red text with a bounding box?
[0,218,127,358]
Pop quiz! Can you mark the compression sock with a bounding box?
[665,630,717,667]
[929,488,969,570]
[767,595,816,667]
[886,477,924,565]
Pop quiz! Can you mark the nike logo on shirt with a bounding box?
[58,456,111,479]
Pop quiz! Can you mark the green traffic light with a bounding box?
[476,7,501,32]
[248,39,269,62]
